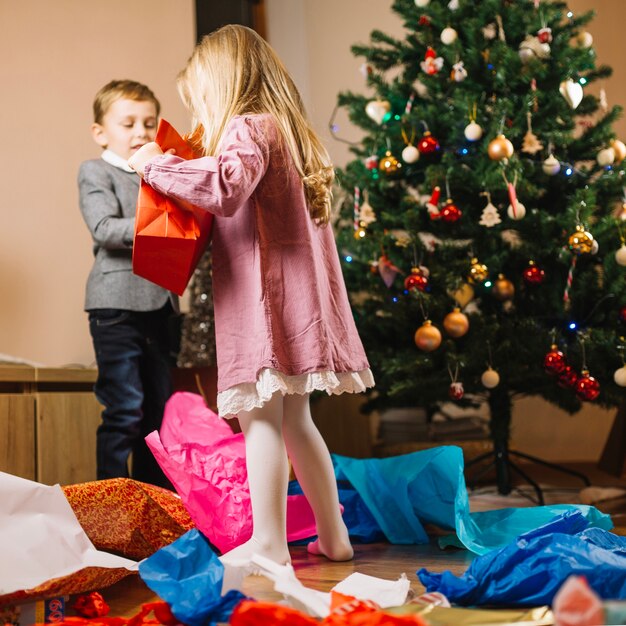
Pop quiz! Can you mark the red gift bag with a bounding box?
[132,119,213,296]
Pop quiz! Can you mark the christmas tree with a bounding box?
[334,0,626,491]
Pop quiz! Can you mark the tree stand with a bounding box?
[464,386,591,505]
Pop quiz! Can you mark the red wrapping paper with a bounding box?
[132,119,213,296]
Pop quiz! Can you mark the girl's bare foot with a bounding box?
[220,535,291,568]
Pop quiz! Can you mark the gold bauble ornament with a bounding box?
[492,274,515,301]
[443,307,469,338]
[379,150,402,175]
[468,258,489,284]
[353,224,367,240]
[488,134,514,161]
[611,139,626,163]
[616,244,626,266]
[414,320,442,352]
[481,367,500,389]
[568,225,594,255]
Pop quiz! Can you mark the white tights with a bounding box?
[220,392,353,566]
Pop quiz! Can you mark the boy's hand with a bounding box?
[128,142,174,178]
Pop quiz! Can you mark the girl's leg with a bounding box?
[282,393,353,561]
[220,392,291,566]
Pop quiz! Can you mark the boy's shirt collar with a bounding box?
[101,149,135,173]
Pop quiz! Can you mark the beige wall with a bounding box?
[1,1,622,460]
[0,0,194,366]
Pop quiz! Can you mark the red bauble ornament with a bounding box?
[449,381,464,400]
[404,267,429,292]
[557,365,579,389]
[544,345,566,375]
[619,306,626,324]
[575,370,600,401]
[522,261,546,286]
[440,199,462,223]
[365,155,379,170]
[417,131,440,155]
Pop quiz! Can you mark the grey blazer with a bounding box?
[78,158,178,311]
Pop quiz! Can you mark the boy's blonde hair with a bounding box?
[93,79,160,124]
[177,25,333,225]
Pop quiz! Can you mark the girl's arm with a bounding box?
[78,162,134,249]
[142,117,269,218]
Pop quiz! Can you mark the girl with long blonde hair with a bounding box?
[130,24,373,567]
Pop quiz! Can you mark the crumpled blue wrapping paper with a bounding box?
[331,446,612,554]
[138,528,246,626]
[417,510,626,606]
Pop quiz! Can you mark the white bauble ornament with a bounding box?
[483,23,497,40]
[518,35,551,64]
[614,366,626,387]
[441,27,458,45]
[448,0,459,9]
[559,79,584,109]
[591,239,599,255]
[616,244,626,266]
[577,31,593,48]
[507,202,526,220]
[481,367,500,389]
[464,121,482,141]
[597,147,616,167]
[402,145,420,163]
[365,100,391,125]
[542,154,561,175]
[414,0,430,6]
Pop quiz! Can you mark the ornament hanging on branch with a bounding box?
[568,224,595,255]
[417,126,441,155]
[544,344,567,375]
[448,282,475,308]
[443,307,469,338]
[611,139,626,163]
[364,154,379,170]
[353,186,367,240]
[518,34,550,63]
[448,362,464,400]
[522,111,543,154]
[576,31,593,48]
[464,103,482,141]
[488,133,514,161]
[597,146,615,167]
[559,79,584,109]
[468,257,489,284]
[440,198,462,223]
[425,185,441,218]
[440,27,458,45]
[378,255,403,288]
[537,26,552,44]
[481,366,500,389]
[400,127,420,164]
[492,274,515,301]
[522,260,546,285]
[358,190,377,226]
[420,47,444,75]
[404,266,429,292]
[542,153,561,176]
[479,191,501,227]
[503,171,525,220]
[365,99,391,125]
[379,149,402,175]
[576,370,600,401]
[414,319,442,351]
[451,60,467,83]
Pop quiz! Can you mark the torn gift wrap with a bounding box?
[145,392,317,554]
[0,472,137,605]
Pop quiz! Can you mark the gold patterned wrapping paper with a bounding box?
[0,567,132,608]
[62,478,195,560]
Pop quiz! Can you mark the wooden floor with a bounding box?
[89,460,626,618]
[102,541,474,617]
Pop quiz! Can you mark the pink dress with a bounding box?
[144,114,374,416]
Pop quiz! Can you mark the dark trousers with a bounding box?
[88,303,174,488]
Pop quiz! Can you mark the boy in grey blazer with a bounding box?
[78,80,178,488]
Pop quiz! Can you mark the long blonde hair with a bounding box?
[177,24,333,224]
